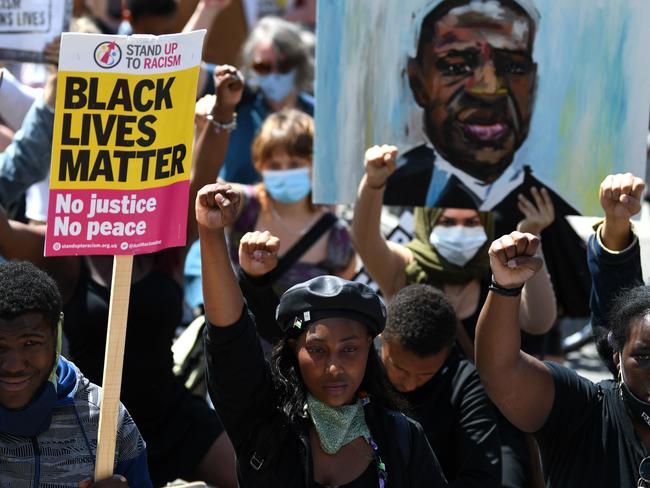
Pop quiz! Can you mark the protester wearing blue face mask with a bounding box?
[229,109,356,296]
[199,16,315,185]
[250,68,298,106]
[185,109,356,312]
[262,167,311,204]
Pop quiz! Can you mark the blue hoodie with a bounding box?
[0,356,152,487]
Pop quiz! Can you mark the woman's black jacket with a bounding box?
[204,307,448,487]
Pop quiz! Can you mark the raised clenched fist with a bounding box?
[599,173,645,223]
[195,183,242,231]
[489,232,543,290]
[363,145,398,190]
[239,230,281,277]
[214,65,244,113]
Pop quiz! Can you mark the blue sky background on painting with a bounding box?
[313,0,650,215]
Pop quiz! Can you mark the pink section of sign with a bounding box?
[44,181,190,256]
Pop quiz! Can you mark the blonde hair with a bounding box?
[252,109,314,173]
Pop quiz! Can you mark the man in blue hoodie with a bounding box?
[0,261,151,487]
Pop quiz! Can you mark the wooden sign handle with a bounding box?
[94,254,134,481]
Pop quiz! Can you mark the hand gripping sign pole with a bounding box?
[45,30,205,481]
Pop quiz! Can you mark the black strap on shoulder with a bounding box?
[249,415,290,471]
[268,212,338,284]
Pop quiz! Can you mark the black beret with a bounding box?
[276,276,386,336]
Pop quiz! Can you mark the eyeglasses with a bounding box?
[639,457,650,487]
[252,57,297,76]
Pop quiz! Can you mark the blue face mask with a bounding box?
[263,167,311,204]
[255,70,297,103]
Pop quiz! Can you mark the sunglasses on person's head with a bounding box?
[252,57,297,76]
[639,457,650,487]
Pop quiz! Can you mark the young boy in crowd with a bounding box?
[378,284,503,486]
[0,261,151,487]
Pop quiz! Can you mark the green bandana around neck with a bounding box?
[405,207,493,286]
[306,393,371,455]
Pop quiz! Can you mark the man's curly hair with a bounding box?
[0,261,62,328]
[384,284,457,357]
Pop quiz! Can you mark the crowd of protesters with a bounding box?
[1,0,650,487]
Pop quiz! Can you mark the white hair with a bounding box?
[240,16,315,93]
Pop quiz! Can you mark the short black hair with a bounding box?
[415,0,536,64]
[608,286,650,353]
[126,0,177,23]
[0,261,62,328]
[384,284,456,357]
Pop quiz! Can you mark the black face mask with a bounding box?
[620,370,650,429]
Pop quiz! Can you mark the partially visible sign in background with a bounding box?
[0,0,72,62]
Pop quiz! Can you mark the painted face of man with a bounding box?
[409,1,537,183]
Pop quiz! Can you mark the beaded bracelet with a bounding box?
[206,112,237,133]
[488,275,524,297]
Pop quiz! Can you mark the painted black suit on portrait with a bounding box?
[384,145,590,317]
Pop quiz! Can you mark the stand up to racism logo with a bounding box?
[94,41,122,69]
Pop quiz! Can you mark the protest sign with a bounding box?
[43,30,205,480]
[0,0,72,62]
[45,31,205,257]
[313,0,650,217]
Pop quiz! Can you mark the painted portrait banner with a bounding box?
[314,0,650,217]
[45,30,205,257]
[0,0,72,62]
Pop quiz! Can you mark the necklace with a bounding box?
[269,201,321,236]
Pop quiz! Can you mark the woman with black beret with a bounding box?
[196,182,448,487]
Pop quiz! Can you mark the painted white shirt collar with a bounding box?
[422,140,526,210]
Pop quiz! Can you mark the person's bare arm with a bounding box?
[516,186,557,334]
[518,256,556,335]
[197,183,245,327]
[185,0,231,95]
[351,145,411,299]
[187,66,243,244]
[475,232,555,433]
[0,206,79,300]
[0,124,13,151]
[183,0,232,33]
[0,205,47,264]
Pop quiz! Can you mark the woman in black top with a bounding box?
[197,182,448,487]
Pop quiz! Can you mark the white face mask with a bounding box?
[429,225,488,267]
